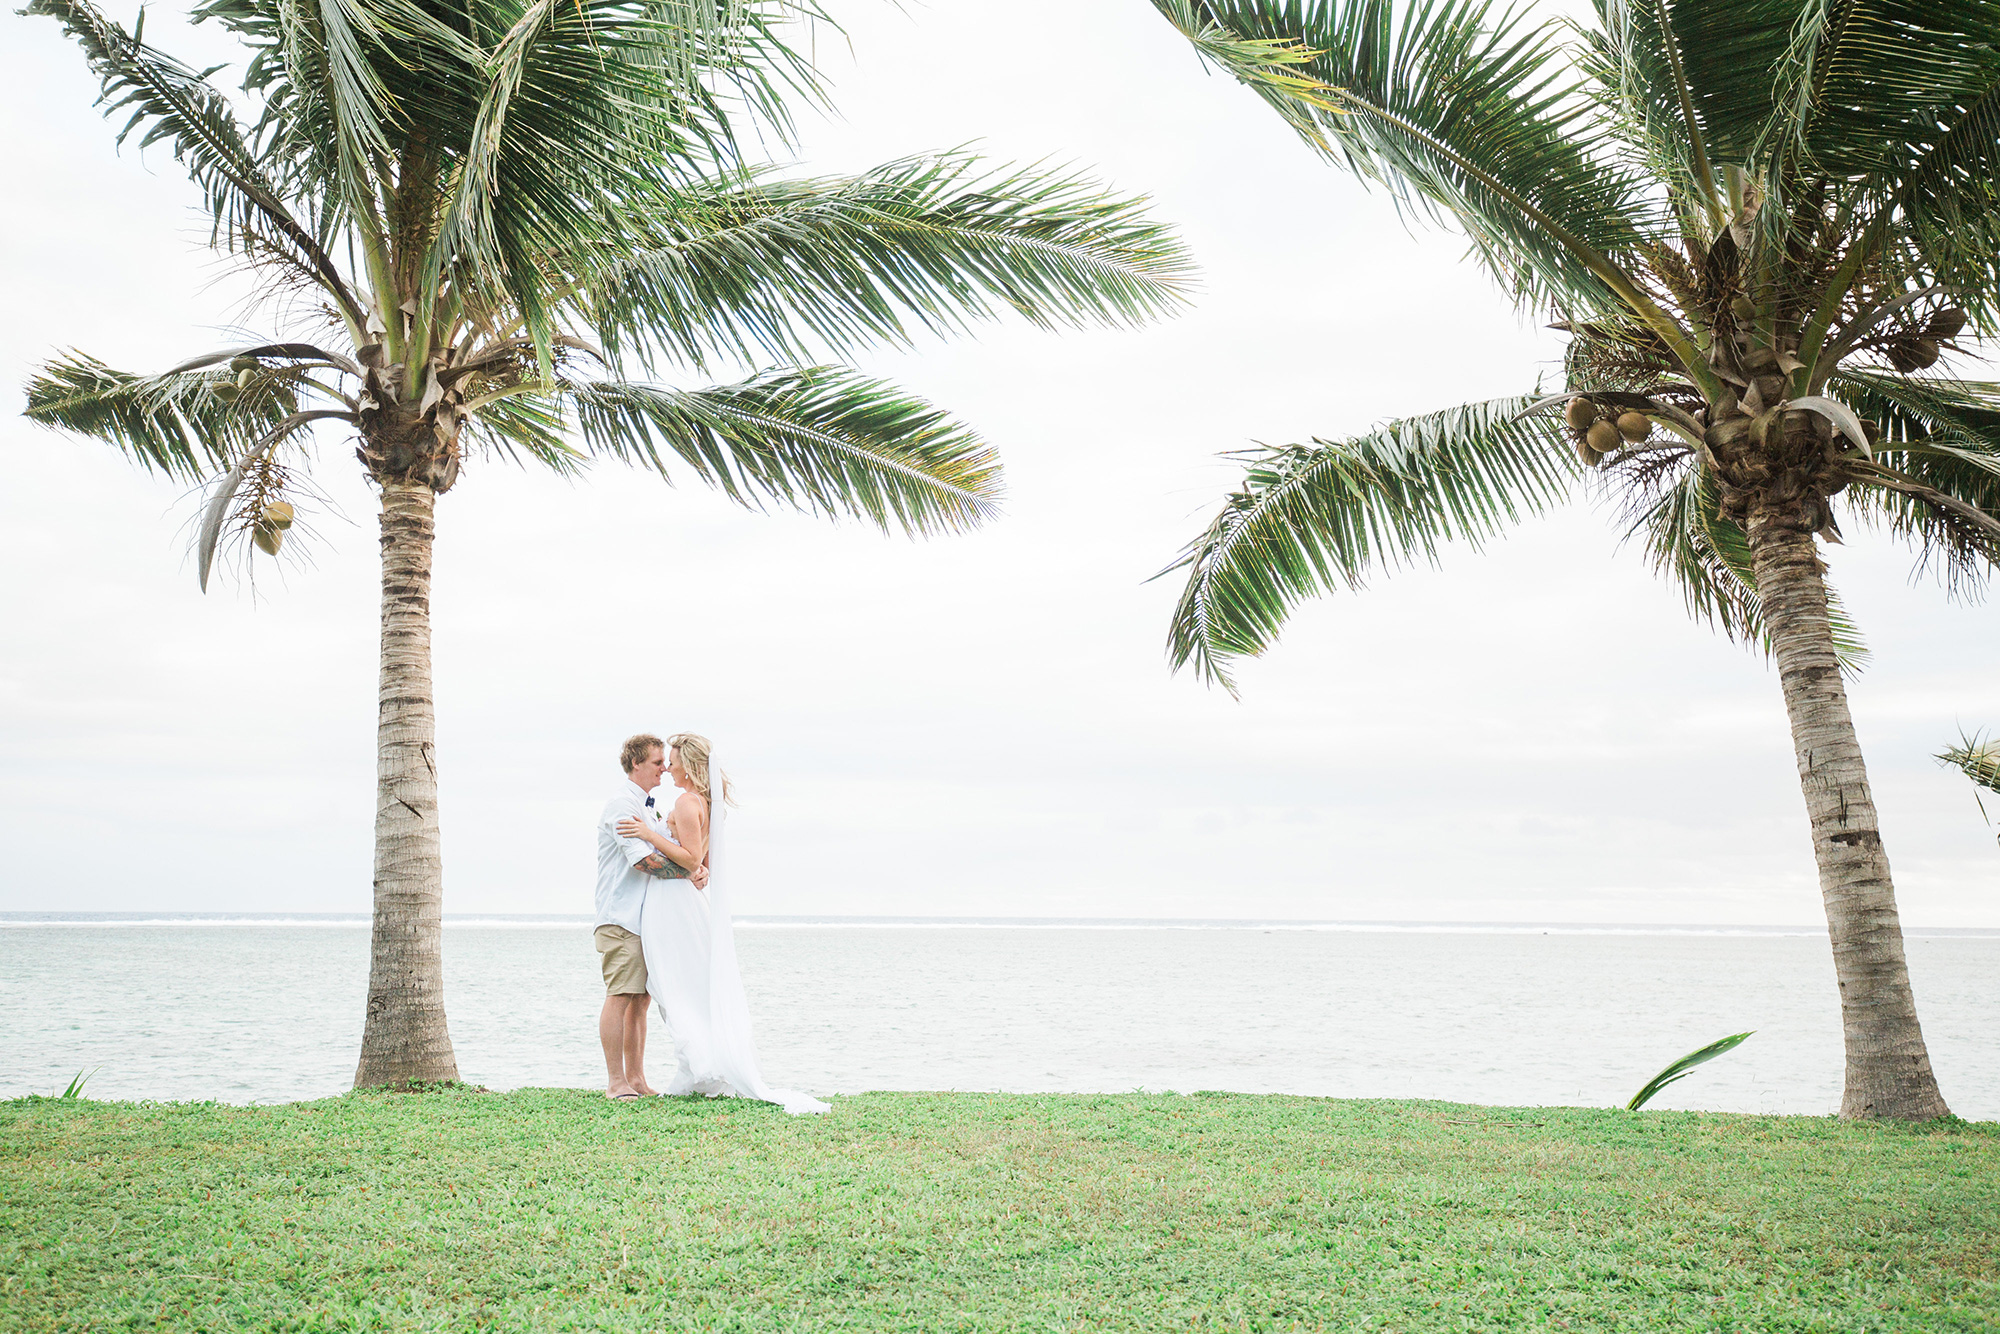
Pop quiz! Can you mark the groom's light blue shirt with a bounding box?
[595,778,660,932]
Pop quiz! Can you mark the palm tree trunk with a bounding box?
[1746,516,1948,1119]
[353,480,459,1087]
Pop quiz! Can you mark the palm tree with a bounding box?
[23,0,1190,1088]
[1148,0,2000,1119]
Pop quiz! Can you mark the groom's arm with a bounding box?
[638,852,709,889]
[607,797,666,871]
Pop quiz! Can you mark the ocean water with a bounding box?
[3,915,1996,1118]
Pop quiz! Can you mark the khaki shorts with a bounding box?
[594,924,648,995]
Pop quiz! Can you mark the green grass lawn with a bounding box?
[2,1089,1995,1332]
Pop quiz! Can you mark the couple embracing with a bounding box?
[593,732,828,1116]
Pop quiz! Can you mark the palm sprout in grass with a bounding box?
[59,1068,98,1100]
[1626,1032,1751,1112]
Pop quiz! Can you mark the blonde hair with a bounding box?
[667,732,733,804]
[619,733,664,774]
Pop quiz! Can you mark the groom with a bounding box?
[596,733,706,1099]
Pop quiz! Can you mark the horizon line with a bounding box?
[4,911,1998,937]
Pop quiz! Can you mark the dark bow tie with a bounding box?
[644,796,655,807]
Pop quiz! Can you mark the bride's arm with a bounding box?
[615,815,704,872]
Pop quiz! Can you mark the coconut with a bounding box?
[1928,308,1969,340]
[1615,411,1651,441]
[252,522,283,556]
[209,382,240,402]
[1889,336,1943,372]
[1730,295,1756,322]
[1586,419,1621,456]
[1861,418,1881,445]
[1574,438,1602,467]
[1564,397,1596,431]
[229,355,260,373]
[261,501,295,530]
[236,367,254,389]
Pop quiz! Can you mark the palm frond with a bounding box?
[1621,457,1870,674]
[1622,453,1758,639]
[22,352,306,481]
[413,0,834,371]
[583,154,1195,372]
[566,368,1001,537]
[1646,0,1795,167]
[1938,731,2000,797]
[1831,370,2000,596]
[1162,396,1576,692]
[463,391,587,476]
[1761,0,2000,316]
[1154,0,1652,322]
[24,0,365,326]
[1150,0,1344,147]
[1832,370,2000,460]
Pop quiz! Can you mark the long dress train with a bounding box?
[638,759,829,1116]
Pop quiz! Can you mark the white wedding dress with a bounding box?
[638,761,828,1116]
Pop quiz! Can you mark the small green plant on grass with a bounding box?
[57,1068,96,1100]
[1628,1033,1752,1111]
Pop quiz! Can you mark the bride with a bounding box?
[615,733,828,1116]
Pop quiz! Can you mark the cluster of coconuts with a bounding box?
[252,501,295,556]
[207,355,263,403]
[203,355,295,554]
[1564,396,1651,467]
[1885,307,1968,373]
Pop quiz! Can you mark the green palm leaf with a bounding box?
[22,0,365,325]
[1626,1031,1752,1111]
[567,368,1001,537]
[23,352,307,481]
[1622,455,1759,639]
[583,155,1195,372]
[1764,0,2000,298]
[1831,372,2000,594]
[1938,732,2000,796]
[1938,730,2000,842]
[462,391,587,477]
[1162,396,1575,691]
[1620,454,1871,674]
[1156,0,1649,318]
[1150,0,1342,146]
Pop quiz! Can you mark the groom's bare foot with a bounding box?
[607,1081,638,1100]
[632,1082,659,1096]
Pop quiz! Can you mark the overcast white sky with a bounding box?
[3,0,1996,925]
